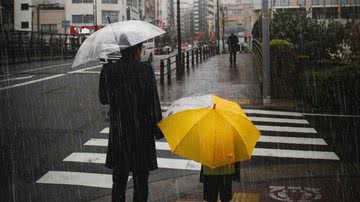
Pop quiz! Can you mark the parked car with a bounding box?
[162,46,172,54]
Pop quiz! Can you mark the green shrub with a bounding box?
[297,64,360,114]
[270,39,297,99]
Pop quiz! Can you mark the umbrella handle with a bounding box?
[212,104,216,109]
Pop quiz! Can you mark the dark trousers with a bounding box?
[112,168,149,202]
[203,175,232,202]
[229,51,236,64]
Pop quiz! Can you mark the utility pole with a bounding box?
[176,0,182,76]
[216,0,220,54]
[262,0,271,105]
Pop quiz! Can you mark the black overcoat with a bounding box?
[99,59,163,172]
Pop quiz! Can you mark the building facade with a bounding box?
[65,0,127,34]
[14,0,66,32]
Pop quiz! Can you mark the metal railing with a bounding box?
[0,30,80,65]
[252,39,263,84]
[159,45,216,85]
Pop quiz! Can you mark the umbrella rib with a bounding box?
[172,110,211,154]
[216,111,253,160]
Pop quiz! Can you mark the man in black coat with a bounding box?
[99,43,163,202]
[227,33,239,65]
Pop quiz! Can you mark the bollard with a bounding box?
[186,51,190,70]
[160,60,165,84]
[191,49,194,67]
[200,47,203,63]
[196,48,198,64]
[182,52,185,73]
[176,54,181,78]
[167,58,171,83]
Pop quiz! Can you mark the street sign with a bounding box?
[62,20,71,28]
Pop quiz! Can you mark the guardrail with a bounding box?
[159,45,216,85]
[0,30,80,65]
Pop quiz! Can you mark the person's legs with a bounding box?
[203,175,220,202]
[132,171,149,202]
[112,168,129,202]
[229,51,233,64]
[219,175,233,202]
[233,51,237,64]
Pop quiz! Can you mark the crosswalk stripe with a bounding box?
[248,117,309,124]
[258,136,327,145]
[242,109,303,117]
[255,125,317,134]
[63,152,201,170]
[253,148,340,160]
[161,106,303,118]
[65,138,339,164]
[99,125,317,134]
[85,135,327,148]
[36,171,131,188]
[161,113,309,124]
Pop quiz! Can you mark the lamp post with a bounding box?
[176,0,182,76]
[262,0,271,104]
[216,0,220,54]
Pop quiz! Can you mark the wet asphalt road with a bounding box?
[1,56,360,202]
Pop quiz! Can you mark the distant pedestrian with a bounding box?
[227,33,239,65]
[99,42,163,202]
[202,164,235,202]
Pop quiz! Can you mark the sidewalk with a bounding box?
[158,53,263,106]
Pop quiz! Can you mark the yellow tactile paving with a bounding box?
[176,192,260,202]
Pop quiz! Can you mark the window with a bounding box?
[41,24,57,33]
[102,0,118,3]
[102,10,119,24]
[72,0,93,3]
[21,3,29,10]
[21,21,29,29]
[72,15,94,24]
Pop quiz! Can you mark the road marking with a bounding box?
[100,128,109,134]
[256,125,317,134]
[100,125,318,134]
[17,63,73,74]
[0,65,103,91]
[36,171,131,188]
[85,135,327,148]
[248,117,309,124]
[243,109,303,117]
[258,136,327,145]
[84,138,108,146]
[68,65,102,74]
[253,148,339,160]
[0,75,34,83]
[63,152,201,170]
[82,139,337,161]
[0,74,66,91]
[71,70,100,74]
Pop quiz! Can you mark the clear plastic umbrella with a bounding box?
[72,20,165,68]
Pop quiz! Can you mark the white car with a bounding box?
[142,39,155,63]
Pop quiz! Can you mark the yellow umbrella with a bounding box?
[158,94,260,168]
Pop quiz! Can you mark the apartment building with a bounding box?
[14,0,65,32]
[256,0,360,19]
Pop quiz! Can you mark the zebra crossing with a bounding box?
[36,103,340,189]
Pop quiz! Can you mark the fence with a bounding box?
[0,30,80,65]
[159,45,216,85]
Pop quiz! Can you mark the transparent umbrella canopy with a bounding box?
[72,20,166,68]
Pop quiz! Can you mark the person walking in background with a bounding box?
[227,33,239,65]
[202,164,235,202]
[99,42,163,202]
